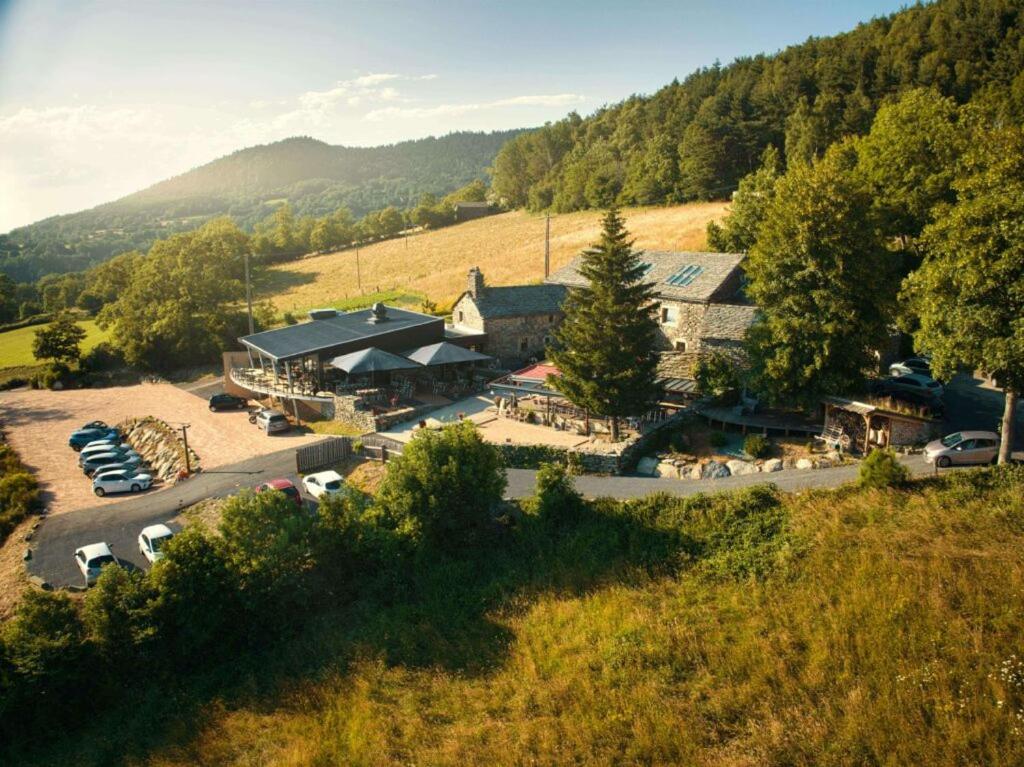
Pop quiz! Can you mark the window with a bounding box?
[548,314,554,323]
[543,335,552,346]
[664,265,704,287]
[458,311,464,323]
[661,306,678,325]
[674,340,688,352]
[520,337,529,352]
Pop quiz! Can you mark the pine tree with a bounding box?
[548,208,659,441]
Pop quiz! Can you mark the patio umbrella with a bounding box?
[327,347,422,375]
[402,342,492,367]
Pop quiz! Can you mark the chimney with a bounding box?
[368,302,388,324]
[468,267,485,299]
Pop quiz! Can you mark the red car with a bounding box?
[256,478,303,509]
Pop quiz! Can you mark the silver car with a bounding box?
[924,431,1000,468]
[255,409,291,434]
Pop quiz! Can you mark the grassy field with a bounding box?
[29,467,1024,767]
[0,319,110,369]
[264,202,728,312]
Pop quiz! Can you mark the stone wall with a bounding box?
[483,313,562,368]
[655,300,708,352]
[889,417,935,446]
[119,417,200,482]
[452,293,483,330]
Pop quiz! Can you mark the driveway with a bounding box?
[26,443,313,588]
[0,383,321,515]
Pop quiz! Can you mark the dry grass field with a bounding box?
[264,202,728,312]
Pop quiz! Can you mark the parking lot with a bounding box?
[0,381,321,515]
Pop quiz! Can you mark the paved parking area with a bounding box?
[0,382,321,516]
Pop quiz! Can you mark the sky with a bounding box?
[0,0,908,233]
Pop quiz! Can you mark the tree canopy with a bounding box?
[547,208,660,440]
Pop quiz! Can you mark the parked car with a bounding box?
[873,373,944,399]
[138,524,174,564]
[78,442,134,465]
[302,470,344,499]
[924,431,1000,468]
[92,469,152,496]
[80,420,109,430]
[257,478,304,508]
[889,356,932,378]
[69,427,121,450]
[255,409,290,434]
[83,452,142,476]
[74,542,119,586]
[92,460,148,480]
[209,393,248,411]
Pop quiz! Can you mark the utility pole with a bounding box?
[544,213,551,278]
[244,252,254,335]
[179,424,191,476]
[356,247,362,294]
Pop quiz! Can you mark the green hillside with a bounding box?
[492,0,1024,211]
[0,130,524,282]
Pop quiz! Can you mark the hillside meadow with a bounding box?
[19,467,1024,767]
[0,319,110,370]
[263,202,727,312]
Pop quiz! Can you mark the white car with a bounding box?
[78,442,132,464]
[138,524,174,564]
[302,470,344,499]
[93,470,153,496]
[74,542,119,586]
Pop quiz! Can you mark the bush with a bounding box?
[79,342,125,373]
[282,311,298,326]
[37,361,72,390]
[859,448,910,489]
[499,443,570,469]
[709,431,728,449]
[743,434,772,459]
[670,430,690,453]
[376,422,506,550]
[695,352,740,397]
[530,462,584,529]
[0,470,40,539]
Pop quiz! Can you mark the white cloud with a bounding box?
[365,93,585,121]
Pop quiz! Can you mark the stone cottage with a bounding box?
[450,267,567,367]
[546,250,758,380]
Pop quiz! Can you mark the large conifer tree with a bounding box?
[548,208,659,441]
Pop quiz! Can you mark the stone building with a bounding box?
[546,250,758,381]
[450,267,567,368]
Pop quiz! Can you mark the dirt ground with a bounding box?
[0,383,321,516]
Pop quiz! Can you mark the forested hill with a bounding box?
[1,130,524,282]
[492,0,1024,212]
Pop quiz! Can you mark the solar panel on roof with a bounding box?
[665,265,704,287]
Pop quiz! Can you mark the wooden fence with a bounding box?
[360,434,404,463]
[296,437,353,473]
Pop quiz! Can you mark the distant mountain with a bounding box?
[1,130,526,282]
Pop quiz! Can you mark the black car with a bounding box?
[208,393,248,411]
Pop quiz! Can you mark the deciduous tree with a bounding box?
[32,312,86,364]
[902,124,1024,463]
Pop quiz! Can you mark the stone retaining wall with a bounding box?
[118,416,200,482]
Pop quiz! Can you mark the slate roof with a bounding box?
[700,304,759,342]
[240,306,440,360]
[546,250,743,303]
[470,284,567,319]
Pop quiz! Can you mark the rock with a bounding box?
[826,451,842,463]
[816,457,833,469]
[727,459,759,476]
[636,457,659,476]
[655,461,679,479]
[688,464,703,480]
[763,458,784,473]
[796,458,815,470]
[783,458,796,469]
[702,460,731,479]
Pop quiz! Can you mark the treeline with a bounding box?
[490,0,1024,211]
[1,131,519,282]
[250,178,488,262]
[0,423,795,761]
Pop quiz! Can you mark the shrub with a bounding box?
[498,443,569,469]
[79,342,125,373]
[695,352,740,396]
[375,421,506,550]
[670,430,690,453]
[282,311,298,326]
[709,431,728,449]
[0,470,40,539]
[743,434,772,459]
[37,361,72,390]
[859,448,910,489]
[82,565,155,662]
[530,462,584,529]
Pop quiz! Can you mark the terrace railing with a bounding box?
[229,367,333,403]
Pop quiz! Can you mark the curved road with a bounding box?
[29,449,935,589]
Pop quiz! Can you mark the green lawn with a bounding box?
[0,320,111,369]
